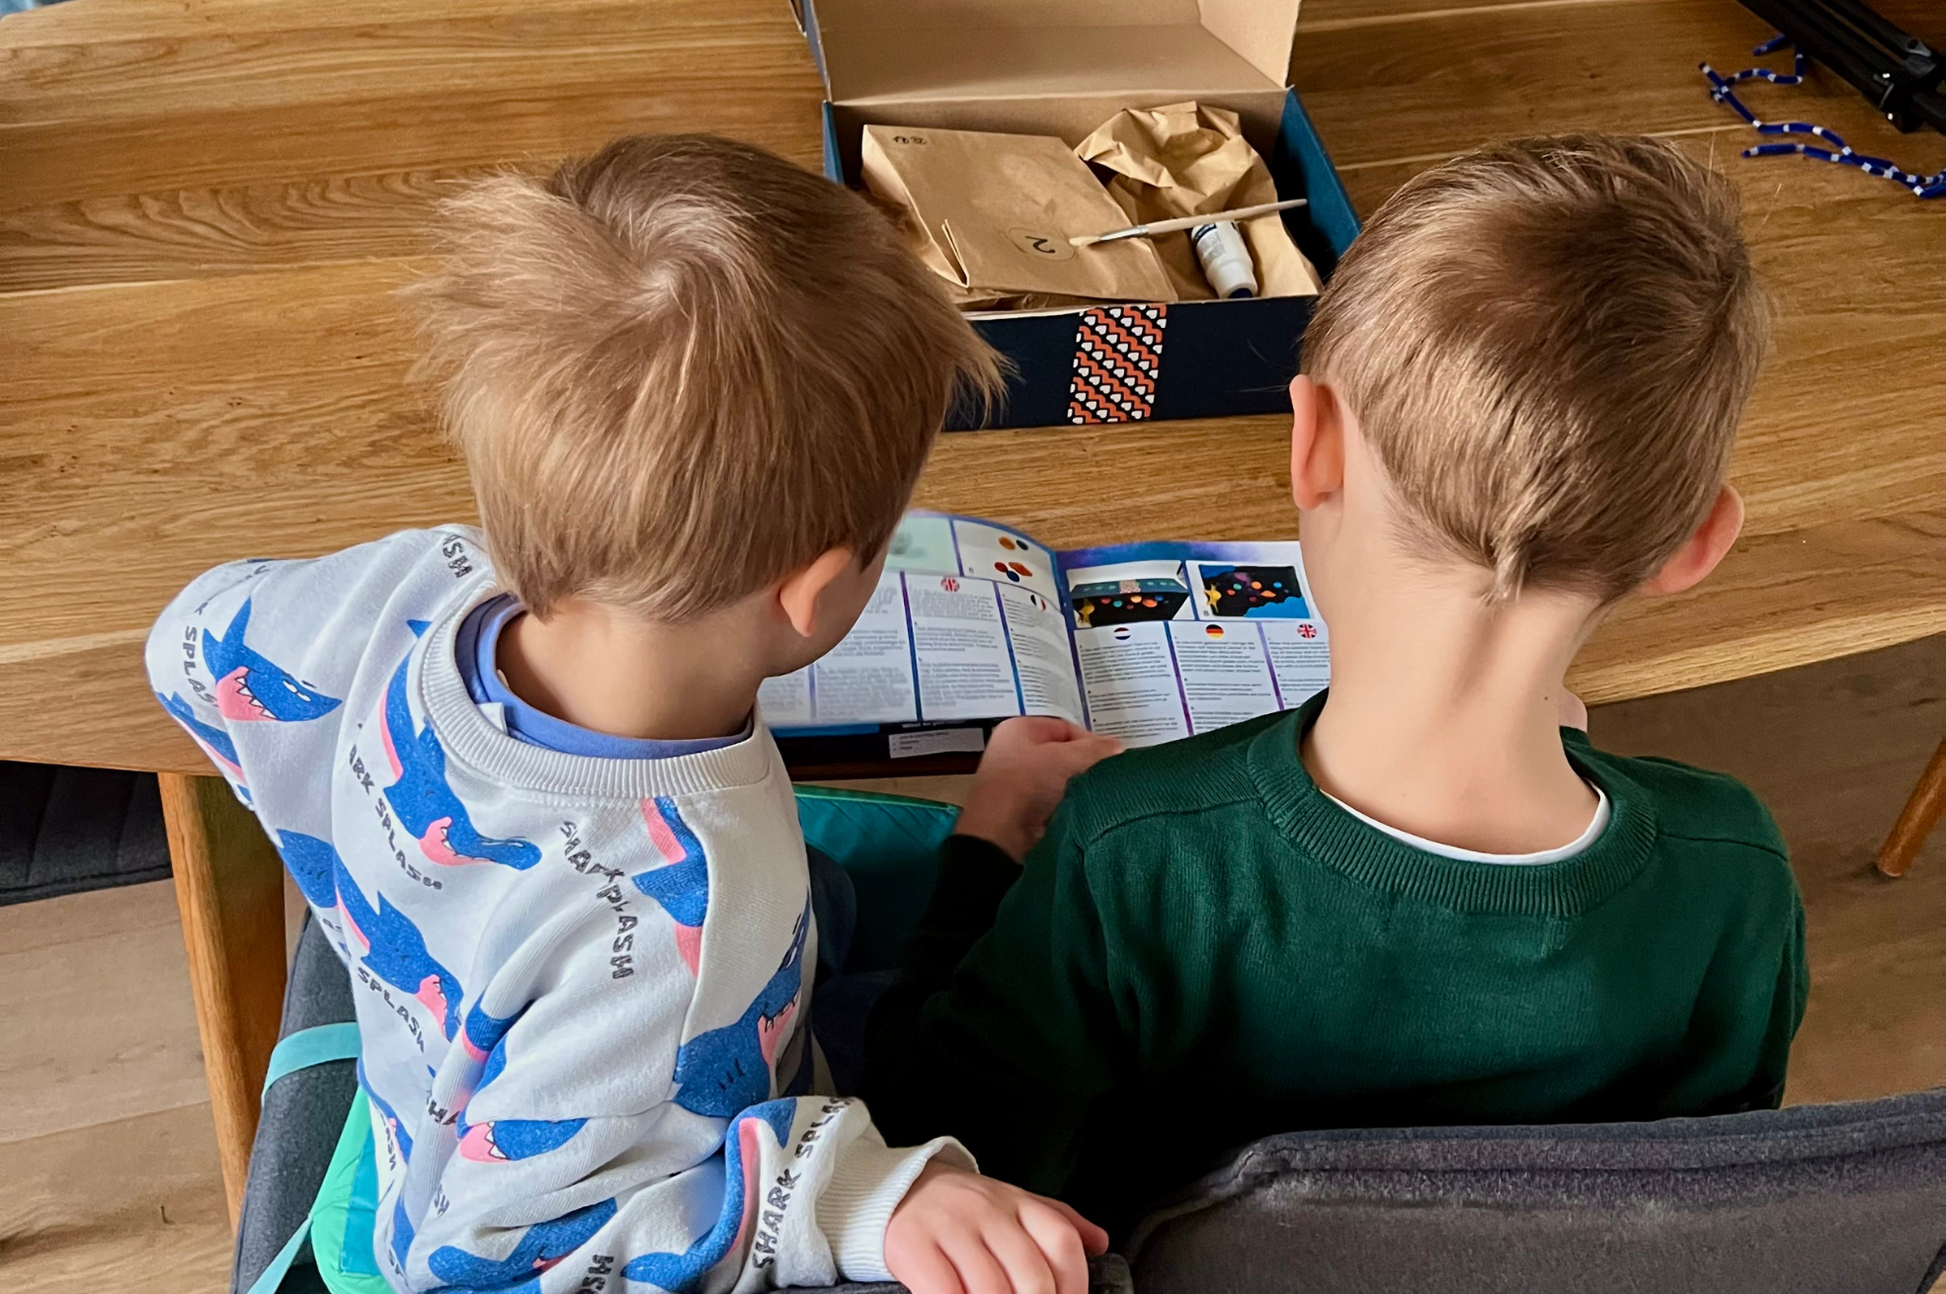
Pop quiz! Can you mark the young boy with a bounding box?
[862,135,1809,1239]
[147,134,1110,1294]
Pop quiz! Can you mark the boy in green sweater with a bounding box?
[860,135,1808,1240]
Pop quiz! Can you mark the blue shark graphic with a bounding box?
[457,1114,588,1164]
[336,855,465,1041]
[452,1028,586,1164]
[390,1195,416,1272]
[359,1060,415,1163]
[274,830,339,908]
[157,692,248,791]
[477,1039,510,1093]
[634,797,709,974]
[622,1102,798,1292]
[427,1197,617,1292]
[202,599,342,723]
[378,647,540,871]
[462,1000,522,1064]
[670,898,809,1119]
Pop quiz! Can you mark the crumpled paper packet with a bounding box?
[861,124,1176,305]
[1076,100,1321,300]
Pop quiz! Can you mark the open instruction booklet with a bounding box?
[761,512,1329,772]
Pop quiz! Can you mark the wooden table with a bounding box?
[5,0,1943,1225]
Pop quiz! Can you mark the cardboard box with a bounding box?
[789,0,1361,430]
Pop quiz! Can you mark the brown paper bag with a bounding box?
[861,124,1176,304]
[1076,101,1321,300]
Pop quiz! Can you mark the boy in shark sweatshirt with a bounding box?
[150,135,1115,1294]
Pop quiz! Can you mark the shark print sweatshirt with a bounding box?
[147,527,968,1294]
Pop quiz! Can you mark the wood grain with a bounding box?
[0,1103,231,1294]
[158,772,289,1226]
[1879,739,1946,878]
[0,878,210,1142]
[0,0,819,126]
[1590,630,1946,1106]
[1291,0,1946,169]
[2,249,1943,767]
[1294,0,1943,35]
[1,0,1942,774]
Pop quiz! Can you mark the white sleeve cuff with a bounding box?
[817,1130,976,1282]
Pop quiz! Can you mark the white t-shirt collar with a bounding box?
[1323,785,1611,865]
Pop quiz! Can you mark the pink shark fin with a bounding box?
[674,923,703,977]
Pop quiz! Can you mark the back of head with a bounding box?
[410,134,1004,620]
[1302,134,1769,602]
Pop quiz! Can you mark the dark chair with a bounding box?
[1126,1097,1946,1294]
[233,914,354,1294]
[243,915,1946,1294]
[238,780,1946,1294]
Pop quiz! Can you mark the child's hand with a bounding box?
[956,717,1123,862]
[885,1160,1109,1294]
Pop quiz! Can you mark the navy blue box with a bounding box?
[791,0,1361,431]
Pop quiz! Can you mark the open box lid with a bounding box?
[792,0,1303,147]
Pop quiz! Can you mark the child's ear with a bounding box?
[1641,485,1744,597]
[777,547,857,639]
[1289,375,1345,510]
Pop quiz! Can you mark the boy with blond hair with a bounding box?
[863,135,1809,1238]
[148,134,1114,1294]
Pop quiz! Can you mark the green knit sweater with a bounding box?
[861,692,1807,1236]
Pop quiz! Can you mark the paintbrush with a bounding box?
[1068,198,1309,247]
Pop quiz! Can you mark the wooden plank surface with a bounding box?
[0,876,212,1143]
[2,0,1943,775]
[157,772,289,1225]
[2,1103,232,1294]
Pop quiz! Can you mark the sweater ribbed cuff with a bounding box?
[931,834,1021,925]
[818,1132,976,1282]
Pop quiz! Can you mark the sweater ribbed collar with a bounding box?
[1248,691,1659,918]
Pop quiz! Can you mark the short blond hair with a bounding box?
[1302,134,1769,602]
[409,134,1004,620]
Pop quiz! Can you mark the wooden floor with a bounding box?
[5,634,1943,1293]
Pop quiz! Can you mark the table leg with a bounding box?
[1877,738,1946,878]
[159,771,288,1228]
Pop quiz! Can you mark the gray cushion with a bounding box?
[1127,1096,1946,1294]
[232,914,356,1294]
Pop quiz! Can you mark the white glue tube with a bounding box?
[1191,220,1258,299]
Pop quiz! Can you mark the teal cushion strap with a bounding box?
[262,1022,362,1099]
[244,1214,312,1294]
[247,1024,366,1294]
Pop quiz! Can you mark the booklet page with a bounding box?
[759,514,1086,732]
[1058,540,1328,747]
